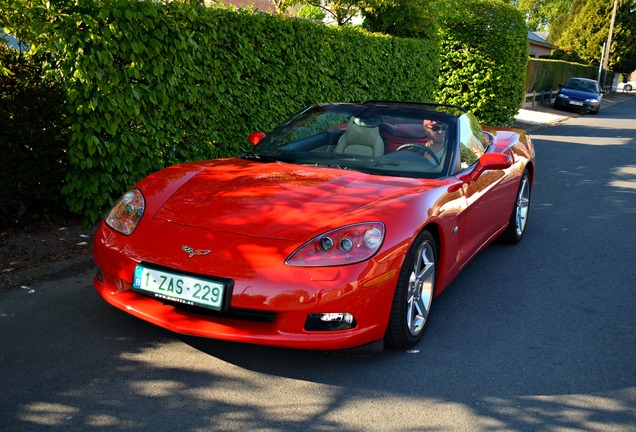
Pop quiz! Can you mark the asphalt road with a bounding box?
[1,99,635,431]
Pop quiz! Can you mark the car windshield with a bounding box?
[246,104,457,179]
[564,79,600,93]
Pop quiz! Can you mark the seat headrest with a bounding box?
[351,116,382,128]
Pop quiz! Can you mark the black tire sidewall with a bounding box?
[385,230,437,349]
[501,169,531,244]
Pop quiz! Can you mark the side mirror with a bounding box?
[248,132,266,146]
[465,152,513,182]
[449,152,513,192]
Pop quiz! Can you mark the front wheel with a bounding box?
[500,169,531,244]
[385,230,437,348]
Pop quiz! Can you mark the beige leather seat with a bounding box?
[334,117,384,157]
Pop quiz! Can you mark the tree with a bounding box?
[607,0,636,73]
[362,0,439,39]
[296,4,326,19]
[546,0,587,44]
[285,0,365,25]
[507,0,573,31]
[552,0,636,73]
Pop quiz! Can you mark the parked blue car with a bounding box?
[554,77,603,114]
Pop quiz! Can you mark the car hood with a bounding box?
[559,88,600,100]
[152,158,430,240]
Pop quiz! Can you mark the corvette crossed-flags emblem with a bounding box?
[182,245,211,258]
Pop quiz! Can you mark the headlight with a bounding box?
[105,189,145,235]
[557,94,569,99]
[586,98,599,103]
[286,222,385,267]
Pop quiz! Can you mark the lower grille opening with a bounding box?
[162,298,276,323]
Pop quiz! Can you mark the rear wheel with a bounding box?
[626,84,633,92]
[385,230,436,348]
[500,169,531,244]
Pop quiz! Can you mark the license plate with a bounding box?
[570,101,584,106]
[133,265,226,310]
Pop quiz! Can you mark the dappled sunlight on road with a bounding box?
[610,165,636,191]
[14,345,636,431]
[481,390,636,431]
[3,254,635,431]
[18,402,78,428]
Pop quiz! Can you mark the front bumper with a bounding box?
[92,222,401,351]
[94,268,392,350]
[554,97,600,112]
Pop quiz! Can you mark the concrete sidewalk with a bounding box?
[513,91,635,132]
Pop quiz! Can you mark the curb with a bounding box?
[0,254,94,292]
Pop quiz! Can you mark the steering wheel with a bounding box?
[396,143,441,165]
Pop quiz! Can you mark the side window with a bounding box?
[458,113,486,170]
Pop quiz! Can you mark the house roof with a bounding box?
[527,31,556,49]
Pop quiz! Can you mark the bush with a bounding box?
[436,0,528,125]
[526,58,599,92]
[0,46,69,228]
[24,2,438,224]
[362,0,439,40]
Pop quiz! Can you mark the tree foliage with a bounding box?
[546,0,587,43]
[608,0,636,73]
[285,0,364,25]
[362,0,439,39]
[296,4,326,20]
[551,0,636,73]
[507,0,573,31]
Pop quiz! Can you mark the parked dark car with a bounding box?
[554,77,603,114]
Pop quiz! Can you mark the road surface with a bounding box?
[1,98,635,431]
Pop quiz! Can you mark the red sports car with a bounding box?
[93,101,534,352]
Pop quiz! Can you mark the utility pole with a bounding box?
[598,43,606,82]
[599,0,618,89]
[602,0,618,72]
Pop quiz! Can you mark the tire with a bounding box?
[626,84,633,92]
[500,169,531,244]
[385,230,437,348]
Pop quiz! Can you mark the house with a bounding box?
[528,31,557,58]
[217,0,277,13]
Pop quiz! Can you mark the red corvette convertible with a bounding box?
[93,101,535,352]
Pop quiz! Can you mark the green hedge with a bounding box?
[0,46,69,228]
[436,0,528,126]
[526,58,600,92]
[5,0,539,227]
[26,1,438,224]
